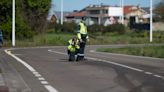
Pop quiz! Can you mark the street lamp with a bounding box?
[150,0,153,42]
[119,0,124,24]
[12,0,15,46]
[122,0,124,24]
[61,0,63,25]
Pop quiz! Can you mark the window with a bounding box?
[89,10,100,14]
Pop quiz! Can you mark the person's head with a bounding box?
[71,37,77,46]
[72,37,77,41]
[80,17,86,23]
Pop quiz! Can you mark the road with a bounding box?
[0,45,164,92]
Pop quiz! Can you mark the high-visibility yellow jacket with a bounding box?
[67,38,80,52]
[68,38,79,45]
[67,45,80,52]
[77,22,88,39]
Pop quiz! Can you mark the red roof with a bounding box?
[66,11,86,17]
[124,6,139,14]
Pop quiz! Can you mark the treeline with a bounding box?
[154,0,164,22]
[0,0,51,40]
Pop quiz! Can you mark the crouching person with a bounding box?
[67,37,80,61]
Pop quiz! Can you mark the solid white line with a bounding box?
[48,49,164,80]
[45,85,58,92]
[5,50,36,72]
[90,50,164,61]
[90,58,144,72]
[48,50,143,72]
[5,49,58,92]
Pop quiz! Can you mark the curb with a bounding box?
[0,69,9,92]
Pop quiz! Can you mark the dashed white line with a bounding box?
[5,49,58,92]
[38,77,45,81]
[45,85,58,92]
[33,71,39,74]
[145,72,153,75]
[154,75,162,78]
[41,81,49,84]
[34,73,42,77]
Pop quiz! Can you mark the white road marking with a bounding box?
[38,77,45,81]
[145,72,153,75]
[45,85,58,92]
[5,49,58,92]
[41,81,49,84]
[5,50,36,72]
[154,75,162,78]
[32,71,39,74]
[90,50,95,52]
[48,49,164,80]
[48,50,143,72]
[34,73,42,77]
[90,50,164,61]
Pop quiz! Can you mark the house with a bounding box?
[66,4,122,25]
[124,6,148,25]
[65,4,149,26]
[66,11,87,23]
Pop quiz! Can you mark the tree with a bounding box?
[154,1,164,22]
[0,0,12,39]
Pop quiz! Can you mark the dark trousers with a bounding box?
[0,39,2,48]
[67,49,79,61]
[79,34,87,54]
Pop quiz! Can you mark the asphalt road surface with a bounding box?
[0,45,164,92]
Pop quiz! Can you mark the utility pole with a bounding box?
[122,0,124,24]
[119,0,124,24]
[150,0,153,42]
[61,0,63,25]
[120,0,124,24]
[12,0,15,46]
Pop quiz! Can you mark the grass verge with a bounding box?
[2,31,164,47]
[97,46,164,58]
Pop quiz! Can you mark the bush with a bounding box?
[88,24,104,33]
[88,24,126,34]
[53,22,77,34]
[105,24,126,34]
[62,22,76,33]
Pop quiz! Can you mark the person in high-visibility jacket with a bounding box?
[67,37,80,61]
[77,19,89,60]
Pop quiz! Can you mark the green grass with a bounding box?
[3,33,74,47]
[2,31,164,47]
[97,46,164,58]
